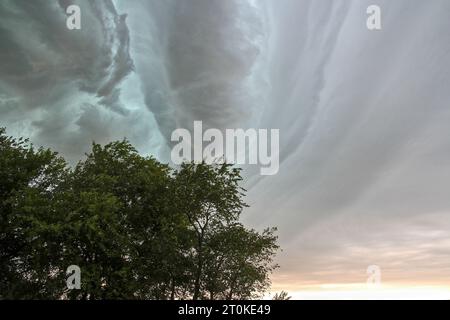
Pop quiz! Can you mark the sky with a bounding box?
[1,0,450,299]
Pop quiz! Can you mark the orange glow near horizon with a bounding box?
[268,282,450,300]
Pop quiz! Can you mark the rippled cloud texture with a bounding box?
[1,0,450,295]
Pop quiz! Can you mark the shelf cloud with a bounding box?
[1,0,450,295]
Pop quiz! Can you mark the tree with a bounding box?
[0,127,68,298]
[61,140,174,299]
[272,291,291,300]
[0,128,280,299]
[203,224,279,299]
[171,162,248,300]
[172,163,280,300]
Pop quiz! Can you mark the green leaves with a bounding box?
[0,128,279,300]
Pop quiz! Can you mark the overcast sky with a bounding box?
[1,0,450,298]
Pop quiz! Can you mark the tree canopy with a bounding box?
[0,128,279,299]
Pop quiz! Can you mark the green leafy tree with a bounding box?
[0,128,281,300]
[61,140,174,299]
[203,224,279,299]
[172,162,248,300]
[0,128,68,298]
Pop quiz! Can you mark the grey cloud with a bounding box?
[243,0,450,287]
[1,0,450,292]
[0,0,145,162]
[117,0,269,144]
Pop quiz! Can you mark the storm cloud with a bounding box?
[1,0,450,296]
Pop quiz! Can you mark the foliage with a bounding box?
[0,128,279,299]
[272,291,291,300]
